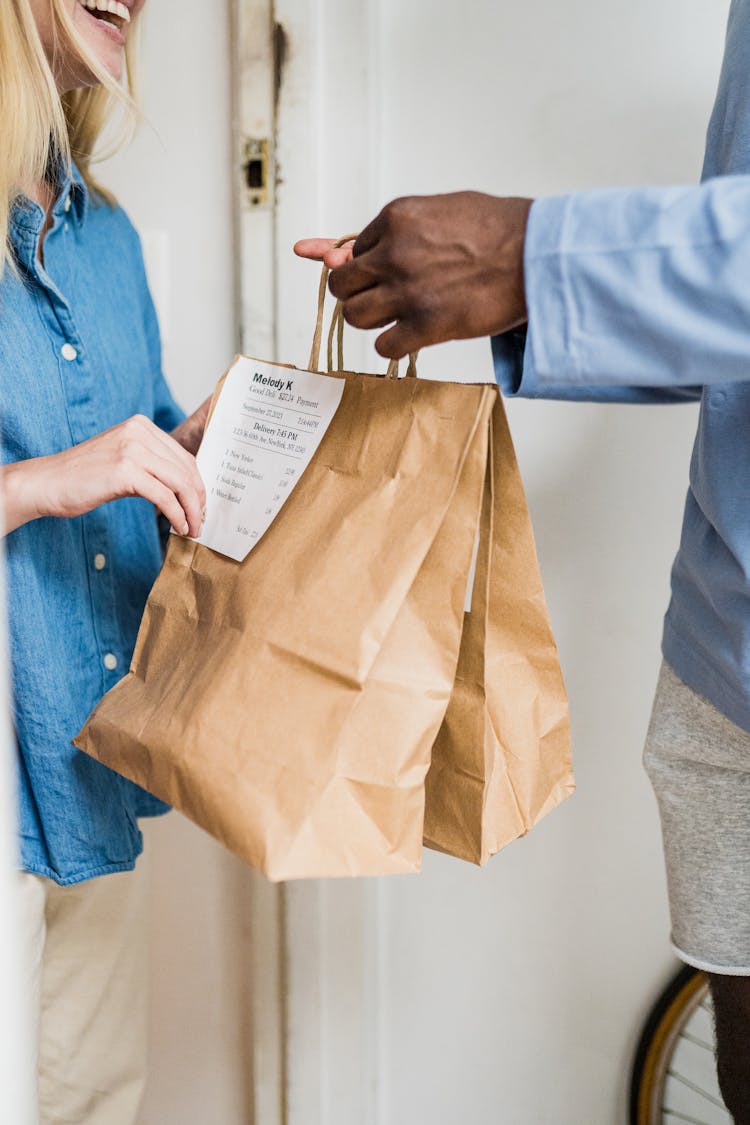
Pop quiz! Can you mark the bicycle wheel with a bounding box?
[629,964,731,1125]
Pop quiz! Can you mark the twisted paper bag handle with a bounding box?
[308,234,418,379]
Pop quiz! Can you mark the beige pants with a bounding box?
[17,864,149,1125]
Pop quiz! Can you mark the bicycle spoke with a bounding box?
[664,1109,719,1125]
[667,1068,729,1109]
[680,1029,716,1052]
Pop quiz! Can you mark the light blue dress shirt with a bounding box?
[493,0,750,734]
[2,165,184,884]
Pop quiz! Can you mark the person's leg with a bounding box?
[37,861,149,1125]
[16,871,48,1124]
[709,974,750,1123]
[644,662,750,1118]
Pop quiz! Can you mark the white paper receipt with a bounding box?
[193,357,345,561]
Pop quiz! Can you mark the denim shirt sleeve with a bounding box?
[493,178,750,402]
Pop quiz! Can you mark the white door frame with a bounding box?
[230,4,286,1124]
[231,3,385,1122]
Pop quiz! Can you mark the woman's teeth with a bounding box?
[78,0,131,27]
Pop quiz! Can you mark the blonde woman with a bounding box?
[1,1,209,1119]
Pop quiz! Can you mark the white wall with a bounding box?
[371,3,728,1122]
[275,2,732,1123]
[100,7,250,1124]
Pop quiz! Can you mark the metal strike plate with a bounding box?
[242,137,270,208]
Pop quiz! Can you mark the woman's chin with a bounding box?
[97,50,124,83]
[59,47,124,92]
[67,5,127,88]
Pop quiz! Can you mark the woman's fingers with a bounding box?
[135,447,205,537]
[130,469,193,537]
[152,431,206,511]
[122,416,206,512]
[131,414,201,478]
[105,417,205,536]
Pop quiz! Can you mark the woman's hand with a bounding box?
[2,414,206,537]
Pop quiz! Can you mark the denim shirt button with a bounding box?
[61,343,78,362]
[93,553,107,571]
[103,653,118,671]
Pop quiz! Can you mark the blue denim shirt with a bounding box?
[2,165,184,884]
[493,0,750,734]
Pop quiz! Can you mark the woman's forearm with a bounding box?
[1,417,206,540]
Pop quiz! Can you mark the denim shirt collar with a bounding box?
[58,161,90,225]
[10,161,90,264]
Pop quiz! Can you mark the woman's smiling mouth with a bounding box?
[76,0,131,34]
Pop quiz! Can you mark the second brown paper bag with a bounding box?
[424,395,573,864]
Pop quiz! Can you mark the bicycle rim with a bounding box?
[630,966,730,1125]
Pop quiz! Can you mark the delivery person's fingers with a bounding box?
[322,243,355,269]
[328,252,383,301]
[374,318,427,360]
[294,238,356,269]
[352,214,384,257]
[341,287,400,331]
[294,237,335,259]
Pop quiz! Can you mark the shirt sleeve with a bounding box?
[493,175,750,402]
[492,329,701,403]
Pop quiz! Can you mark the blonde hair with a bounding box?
[0,0,139,275]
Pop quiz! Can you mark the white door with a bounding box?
[238,1,729,1122]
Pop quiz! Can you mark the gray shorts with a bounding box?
[644,661,750,974]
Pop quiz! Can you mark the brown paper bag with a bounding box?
[423,394,574,864]
[75,266,572,880]
[75,312,498,878]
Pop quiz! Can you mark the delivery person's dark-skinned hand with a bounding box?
[294,191,533,359]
